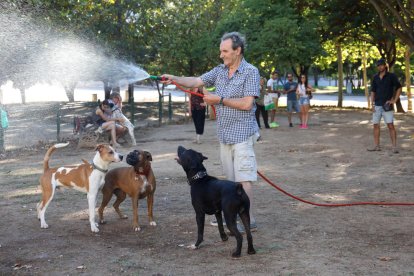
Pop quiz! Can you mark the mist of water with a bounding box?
[0,6,149,90]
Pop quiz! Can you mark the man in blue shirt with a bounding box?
[283,73,299,127]
[367,58,402,153]
[162,32,260,232]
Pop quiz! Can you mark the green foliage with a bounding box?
[214,0,323,76]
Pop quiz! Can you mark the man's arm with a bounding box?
[203,94,255,111]
[388,87,402,104]
[370,91,375,111]
[161,75,204,88]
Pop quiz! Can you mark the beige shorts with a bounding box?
[220,135,257,182]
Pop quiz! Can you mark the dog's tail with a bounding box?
[43,142,70,172]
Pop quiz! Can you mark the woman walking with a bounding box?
[296,74,314,129]
[188,86,206,144]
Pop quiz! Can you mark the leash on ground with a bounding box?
[150,76,216,117]
[257,170,414,207]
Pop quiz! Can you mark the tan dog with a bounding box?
[98,149,156,231]
[37,143,123,232]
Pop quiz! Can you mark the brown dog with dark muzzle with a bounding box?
[98,149,156,231]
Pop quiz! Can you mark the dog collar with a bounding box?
[189,171,207,184]
[92,162,108,173]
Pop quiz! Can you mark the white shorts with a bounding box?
[372,106,394,124]
[220,135,257,182]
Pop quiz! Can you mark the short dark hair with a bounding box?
[102,99,114,108]
[221,32,246,55]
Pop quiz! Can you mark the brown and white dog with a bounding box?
[37,142,123,232]
[98,149,156,231]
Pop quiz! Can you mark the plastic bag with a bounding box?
[264,94,275,111]
[1,109,8,129]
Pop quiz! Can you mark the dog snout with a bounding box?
[177,146,186,157]
[119,154,124,161]
[126,152,139,166]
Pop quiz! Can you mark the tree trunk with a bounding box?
[103,81,112,100]
[313,67,319,87]
[405,46,412,112]
[389,61,405,113]
[64,82,76,102]
[362,46,370,108]
[337,43,343,107]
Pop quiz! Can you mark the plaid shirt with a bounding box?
[201,58,260,144]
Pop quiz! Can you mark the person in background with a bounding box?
[95,100,123,147]
[188,86,206,144]
[296,74,314,129]
[267,70,283,128]
[367,58,402,153]
[161,32,259,233]
[109,92,136,146]
[283,73,300,127]
[255,77,270,129]
[110,92,123,111]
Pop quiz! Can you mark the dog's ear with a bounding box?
[144,151,152,161]
[95,144,105,152]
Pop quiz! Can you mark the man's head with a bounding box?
[376,58,387,73]
[287,73,294,82]
[220,32,245,68]
[271,71,279,80]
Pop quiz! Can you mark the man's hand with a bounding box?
[160,74,174,85]
[386,98,396,105]
[203,93,220,105]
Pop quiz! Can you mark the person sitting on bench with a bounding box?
[95,100,125,148]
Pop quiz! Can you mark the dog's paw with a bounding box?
[188,244,199,250]
[231,251,241,258]
[248,248,256,255]
[134,226,141,232]
[91,224,100,233]
[149,221,157,226]
[40,223,49,229]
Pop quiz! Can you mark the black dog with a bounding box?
[176,146,255,258]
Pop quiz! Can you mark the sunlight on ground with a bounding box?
[153,152,177,162]
[314,193,349,202]
[61,209,89,221]
[0,158,18,164]
[7,167,42,176]
[6,186,40,199]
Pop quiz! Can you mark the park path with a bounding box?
[1,84,412,150]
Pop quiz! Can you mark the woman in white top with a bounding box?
[296,74,314,129]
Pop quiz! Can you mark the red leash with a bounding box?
[152,76,216,117]
[169,80,216,117]
[257,170,414,207]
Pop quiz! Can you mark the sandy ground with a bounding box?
[1,103,414,275]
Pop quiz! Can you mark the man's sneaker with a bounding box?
[270,122,279,128]
[210,219,226,226]
[367,145,381,151]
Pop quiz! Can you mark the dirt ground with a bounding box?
[1,103,414,275]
